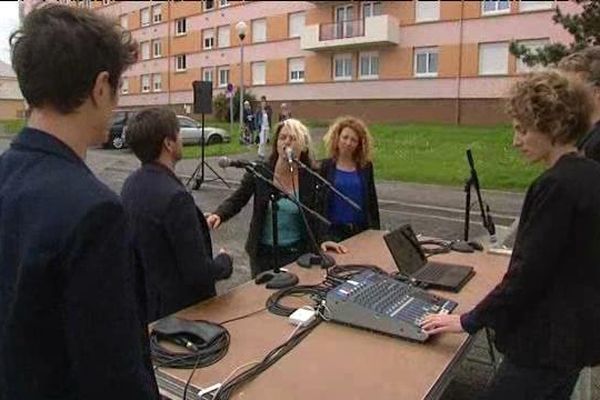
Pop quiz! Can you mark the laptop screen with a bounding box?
[383,224,427,275]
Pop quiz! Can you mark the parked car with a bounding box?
[104,109,135,149]
[177,115,230,145]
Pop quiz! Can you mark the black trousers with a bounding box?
[249,242,304,278]
[480,357,581,400]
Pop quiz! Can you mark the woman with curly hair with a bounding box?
[421,70,600,399]
[318,116,380,243]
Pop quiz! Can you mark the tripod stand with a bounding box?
[185,113,230,191]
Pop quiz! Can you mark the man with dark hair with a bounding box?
[558,46,600,162]
[121,107,233,322]
[0,4,159,400]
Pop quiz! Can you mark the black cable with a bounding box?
[418,239,451,257]
[215,307,267,325]
[266,285,328,317]
[326,263,386,281]
[150,322,230,369]
[183,354,202,400]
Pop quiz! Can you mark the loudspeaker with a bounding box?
[192,81,212,114]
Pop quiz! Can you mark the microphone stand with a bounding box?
[454,149,496,252]
[243,164,331,289]
[291,157,360,268]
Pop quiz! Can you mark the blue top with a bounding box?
[328,168,365,226]
[261,195,304,246]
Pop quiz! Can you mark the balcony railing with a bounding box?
[319,19,365,41]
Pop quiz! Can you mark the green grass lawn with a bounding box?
[365,123,541,191]
[0,119,26,135]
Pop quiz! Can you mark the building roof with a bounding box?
[0,60,16,78]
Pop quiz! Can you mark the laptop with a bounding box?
[383,224,475,292]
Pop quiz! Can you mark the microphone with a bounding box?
[218,156,255,169]
[285,147,294,172]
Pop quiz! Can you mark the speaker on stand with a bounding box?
[186,81,230,190]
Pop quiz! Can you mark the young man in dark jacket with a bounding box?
[0,5,159,400]
[121,108,233,322]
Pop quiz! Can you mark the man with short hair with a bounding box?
[121,107,233,322]
[558,46,600,162]
[0,4,159,400]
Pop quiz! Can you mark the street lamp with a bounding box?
[236,21,247,142]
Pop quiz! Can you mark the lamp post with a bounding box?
[236,21,247,142]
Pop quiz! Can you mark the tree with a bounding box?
[211,88,257,122]
[510,0,600,67]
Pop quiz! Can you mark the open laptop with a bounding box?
[383,224,475,292]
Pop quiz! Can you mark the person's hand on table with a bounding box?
[420,314,464,335]
[320,241,348,254]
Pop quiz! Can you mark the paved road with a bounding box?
[1,136,596,399]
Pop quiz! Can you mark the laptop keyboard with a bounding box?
[414,264,446,281]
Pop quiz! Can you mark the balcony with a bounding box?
[301,15,400,52]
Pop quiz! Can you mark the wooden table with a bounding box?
[155,230,509,400]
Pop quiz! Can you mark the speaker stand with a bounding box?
[185,113,231,191]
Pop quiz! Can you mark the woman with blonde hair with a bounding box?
[318,116,380,243]
[422,70,600,399]
[206,119,344,277]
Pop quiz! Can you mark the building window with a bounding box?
[120,77,129,95]
[141,74,151,93]
[119,14,128,29]
[414,47,438,77]
[152,74,162,92]
[519,0,554,12]
[481,0,510,15]
[218,67,230,88]
[516,39,549,73]
[140,41,150,60]
[288,57,305,83]
[333,53,353,81]
[362,2,382,18]
[252,62,266,85]
[219,0,230,7]
[204,0,215,11]
[479,42,509,75]
[203,28,215,49]
[102,0,110,5]
[289,12,305,38]
[218,26,230,48]
[152,40,162,58]
[176,18,187,36]
[152,5,162,23]
[252,19,267,43]
[176,54,187,72]
[140,8,150,27]
[203,68,214,83]
[415,0,440,22]
[359,51,379,79]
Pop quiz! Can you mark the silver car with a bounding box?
[177,115,230,145]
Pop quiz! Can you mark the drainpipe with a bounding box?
[455,0,464,125]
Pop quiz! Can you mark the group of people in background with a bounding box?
[242,96,292,159]
[2,4,600,400]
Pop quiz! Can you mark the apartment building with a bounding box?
[0,61,24,120]
[23,0,577,125]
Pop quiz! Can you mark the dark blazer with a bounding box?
[255,106,272,129]
[0,128,159,400]
[461,153,600,369]
[121,162,231,322]
[578,120,600,163]
[317,158,380,238]
[213,162,322,271]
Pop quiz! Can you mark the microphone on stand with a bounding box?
[285,147,294,172]
[218,156,256,169]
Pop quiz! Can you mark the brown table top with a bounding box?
[155,230,509,400]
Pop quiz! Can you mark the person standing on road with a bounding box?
[0,5,159,400]
[422,71,600,400]
[121,107,233,322]
[255,96,272,160]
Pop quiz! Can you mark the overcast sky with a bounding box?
[0,1,20,65]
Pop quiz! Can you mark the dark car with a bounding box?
[104,110,135,149]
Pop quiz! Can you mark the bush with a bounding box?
[212,88,257,122]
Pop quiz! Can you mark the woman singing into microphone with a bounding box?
[206,119,345,277]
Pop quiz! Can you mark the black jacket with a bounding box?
[461,153,600,368]
[317,158,380,238]
[214,163,322,266]
[0,128,158,400]
[121,163,231,322]
[578,120,600,163]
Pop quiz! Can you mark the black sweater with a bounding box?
[461,153,600,368]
